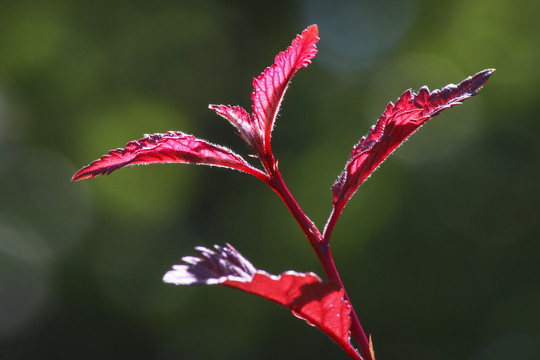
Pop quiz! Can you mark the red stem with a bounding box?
[323,204,343,244]
[318,239,372,360]
[265,167,373,360]
[266,169,324,262]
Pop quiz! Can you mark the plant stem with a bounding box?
[267,169,373,360]
[266,169,324,259]
[323,205,343,245]
[316,242,372,360]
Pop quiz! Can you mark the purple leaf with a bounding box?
[163,244,257,285]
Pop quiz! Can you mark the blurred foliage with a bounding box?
[0,0,539,359]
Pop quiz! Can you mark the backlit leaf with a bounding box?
[209,25,319,168]
[251,24,319,152]
[72,131,267,181]
[208,104,263,155]
[331,69,495,214]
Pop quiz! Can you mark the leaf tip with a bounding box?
[472,68,495,88]
[71,167,95,182]
[305,24,319,37]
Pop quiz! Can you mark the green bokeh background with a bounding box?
[0,1,538,359]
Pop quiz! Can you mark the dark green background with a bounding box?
[0,0,538,359]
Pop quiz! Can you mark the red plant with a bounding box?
[73,25,493,359]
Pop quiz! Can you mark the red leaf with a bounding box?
[225,272,361,359]
[331,69,494,213]
[209,25,319,168]
[164,244,362,360]
[208,104,263,155]
[251,24,319,153]
[72,131,267,181]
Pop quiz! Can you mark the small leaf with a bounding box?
[72,131,267,181]
[208,104,263,155]
[331,69,494,214]
[251,24,319,153]
[164,244,362,360]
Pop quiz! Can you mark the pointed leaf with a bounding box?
[332,69,494,213]
[72,131,267,181]
[164,244,362,360]
[251,25,319,153]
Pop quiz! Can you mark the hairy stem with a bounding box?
[266,168,373,360]
[323,206,342,245]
